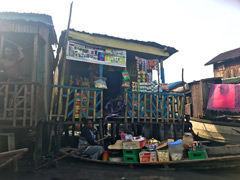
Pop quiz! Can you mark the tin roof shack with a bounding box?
[0,12,57,129]
[205,47,240,83]
[50,29,184,142]
[186,78,222,119]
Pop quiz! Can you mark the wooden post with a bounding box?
[35,85,40,126]
[32,35,39,82]
[7,133,17,172]
[72,89,77,121]
[3,85,8,120]
[35,121,43,166]
[124,90,128,122]
[79,89,84,122]
[13,84,17,127]
[64,88,70,120]
[0,36,5,59]
[23,84,27,126]
[86,90,90,119]
[144,94,147,122]
[93,91,96,122]
[137,93,140,122]
[100,91,103,118]
[49,87,55,121]
[99,119,104,146]
[131,93,135,123]
[156,94,159,122]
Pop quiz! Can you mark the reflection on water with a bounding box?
[1,159,240,180]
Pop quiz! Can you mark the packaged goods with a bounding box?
[94,77,107,89]
[139,151,157,163]
[122,71,130,81]
[157,150,170,162]
[122,81,130,88]
[168,140,183,161]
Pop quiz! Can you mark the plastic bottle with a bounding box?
[102,151,109,161]
[188,143,192,151]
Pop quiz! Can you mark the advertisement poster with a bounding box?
[67,40,126,67]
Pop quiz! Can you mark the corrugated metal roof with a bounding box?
[205,47,240,65]
[0,12,57,44]
[68,29,178,58]
[0,12,54,26]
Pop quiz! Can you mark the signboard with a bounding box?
[66,40,126,67]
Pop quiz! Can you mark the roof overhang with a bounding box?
[68,30,176,58]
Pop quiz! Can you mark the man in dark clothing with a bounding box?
[78,119,104,160]
[184,115,193,133]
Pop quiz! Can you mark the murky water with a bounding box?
[1,159,240,180]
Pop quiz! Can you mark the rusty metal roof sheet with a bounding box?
[205,47,240,65]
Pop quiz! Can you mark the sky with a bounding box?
[1,0,240,83]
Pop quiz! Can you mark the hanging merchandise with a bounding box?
[94,77,108,89]
[132,82,138,92]
[141,71,146,82]
[137,71,141,83]
[122,81,130,88]
[122,71,130,81]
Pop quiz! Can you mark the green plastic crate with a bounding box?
[123,149,141,156]
[188,150,208,160]
[123,155,139,163]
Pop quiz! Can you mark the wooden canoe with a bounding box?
[191,118,240,144]
[60,147,240,170]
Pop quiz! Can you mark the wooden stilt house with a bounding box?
[50,29,185,142]
[0,12,57,129]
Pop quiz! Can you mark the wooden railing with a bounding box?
[49,85,103,122]
[124,91,185,123]
[0,82,41,127]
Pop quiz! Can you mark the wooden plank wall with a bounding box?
[0,82,40,127]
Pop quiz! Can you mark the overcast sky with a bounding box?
[1,0,240,83]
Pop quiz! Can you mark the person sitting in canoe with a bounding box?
[78,119,104,160]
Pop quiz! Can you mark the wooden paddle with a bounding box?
[35,135,110,170]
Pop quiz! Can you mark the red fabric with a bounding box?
[212,84,235,108]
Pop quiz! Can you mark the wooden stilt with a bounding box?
[35,121,43,167]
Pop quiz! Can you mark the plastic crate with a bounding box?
[188,150,208,160]
[123,155,139,163]
[123,149,141,156]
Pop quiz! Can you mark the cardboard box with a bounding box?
[139,151,157,163]
[156,139,174,150]
[123,139,147,149]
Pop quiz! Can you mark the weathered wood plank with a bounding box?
[64,88,70,120]
[72,89,77,122]
[79,89,84,122]
[137,93,140,122]
[3,85,8,119]
[49,87,55,121]
[101,91,103,118]
[144,94,147,122]
[156,95,159,122]
[124,91,128,123]
[93,91,96,122]
[23,84,27,126]
[13,84,17,127]
[131,93,135,123]
[30,84,34,126]
[87,90,90,119]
